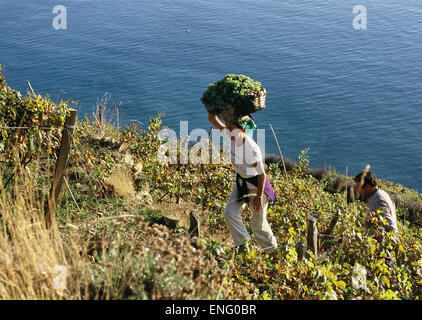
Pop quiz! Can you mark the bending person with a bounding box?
[354,171,399,235]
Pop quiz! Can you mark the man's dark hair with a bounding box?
[354,171,377,187]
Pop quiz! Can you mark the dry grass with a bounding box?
[0,162,250,300]
[104,167,136,198]
[0,169,74,299]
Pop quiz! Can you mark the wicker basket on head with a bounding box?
[201,87,266,123]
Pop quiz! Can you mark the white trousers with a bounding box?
[224,183,278,253]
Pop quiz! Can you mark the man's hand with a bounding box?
[253,172,266,213]
[253,195,263,212]
[207,112,216,121]
[207,112,225,130]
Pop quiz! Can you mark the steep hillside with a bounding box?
[1,70,421,300]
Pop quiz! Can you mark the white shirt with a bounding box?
[221,128,265,190]
[366,189,399,233]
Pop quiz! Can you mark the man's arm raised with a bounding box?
[208,113,226,131]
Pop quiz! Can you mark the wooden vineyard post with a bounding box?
[318,210,341,251]
[322,210,340,237]
[98,106,103,126]
[45,109,77,228]
[188,210,201,238]
[306,215,318,258]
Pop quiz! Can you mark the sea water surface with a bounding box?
[0,0,421,191]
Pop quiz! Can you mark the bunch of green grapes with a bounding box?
[202,74,262,108]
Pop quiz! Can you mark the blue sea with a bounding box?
[1,0,421,192]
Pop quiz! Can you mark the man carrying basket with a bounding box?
[202,75,278,253]
[207,112,278,253]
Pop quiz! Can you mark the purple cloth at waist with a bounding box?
[264,175,277,202]
[235,173,277,203]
